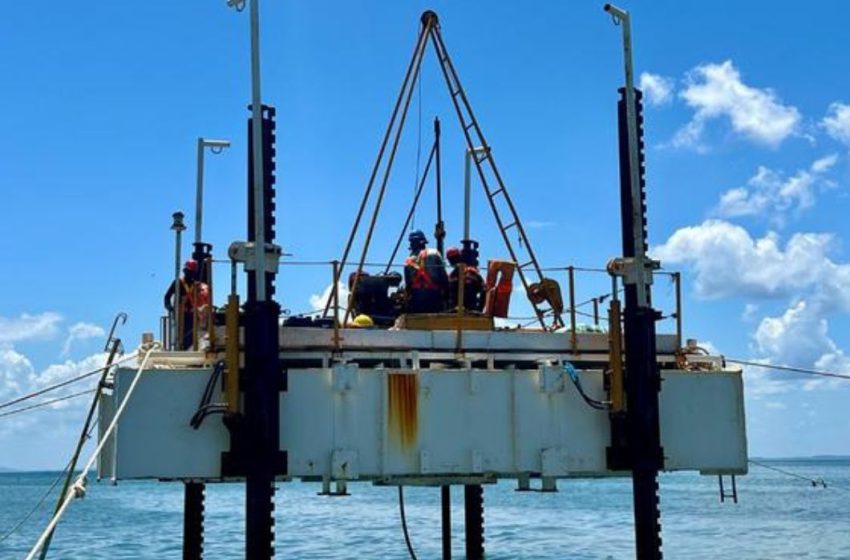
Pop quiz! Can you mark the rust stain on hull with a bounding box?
[388,372,419,449]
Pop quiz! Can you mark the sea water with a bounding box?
[1,460,848,559]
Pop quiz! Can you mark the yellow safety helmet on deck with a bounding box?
[352,314,374,328]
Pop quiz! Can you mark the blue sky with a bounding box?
[2,1,850,469]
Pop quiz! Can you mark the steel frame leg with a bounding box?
[463,484,484,560]
[441,485,452,559]
[183,481,205,560]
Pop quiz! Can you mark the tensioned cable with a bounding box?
[726,359,850,381]
[0,389,97,419]
[0,353,137,411]
[397,486,418,560]
[748,459,828,488]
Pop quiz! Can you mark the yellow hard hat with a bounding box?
[352,314,374,328]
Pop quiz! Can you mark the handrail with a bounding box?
[205,256,684,337]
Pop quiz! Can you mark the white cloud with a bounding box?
[655,220,850,394]
[652,220,845,301]
[672,60,800,149]
[0,344,32,401]
[639,72,674,106]
[62,322,105,356]
[0,312,62,344]
[752,299,849,392]
[309,281,350,313]
[822,102,850,146]
[0,344,108,435]
[714,154,838,222]
[526,220,556,229]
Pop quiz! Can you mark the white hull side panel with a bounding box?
[99,366,746,481]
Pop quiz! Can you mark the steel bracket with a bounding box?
[228,241,283,273]
[607,256,660,286]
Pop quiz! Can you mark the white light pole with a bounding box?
[228,0,268,301]
[604,3,650,308]
[195,138,231,245]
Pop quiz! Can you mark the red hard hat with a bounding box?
[447,247,461,259]
[184,260,199,272]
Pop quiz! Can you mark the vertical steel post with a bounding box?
[172,212,186,350]
[606,5,664,559]
[183,481,205,560]
[674,272,682,349]
[568,266,577,352]
[464,484,484,560]
[332,260,341,351]
[464,148,472,241]
[434,117,445,257]
[195,139,206,245]
[441,485,452,560]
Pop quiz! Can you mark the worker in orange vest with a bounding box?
[403,230,448,314]
[164,259,210,349]
[446,246,486,312]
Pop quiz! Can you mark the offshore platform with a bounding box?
[27,4,747,560]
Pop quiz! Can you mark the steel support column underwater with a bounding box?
[464,485,485,560]
[617,85,664,560]
[183,482,205,560]
[243,104,286,559]
[441,485,452,560]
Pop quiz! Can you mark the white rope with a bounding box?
[24,344,160,560]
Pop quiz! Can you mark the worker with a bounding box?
[446,246,486,312]
[163,259,210,349]
[403,230,448,313]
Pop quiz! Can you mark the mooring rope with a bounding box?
[24,344,159,560]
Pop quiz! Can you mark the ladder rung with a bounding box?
[464,122,475,131]
[519,261,535,270]
[451,89,461,97]
[489,188,505,198]
[502,221,518,231]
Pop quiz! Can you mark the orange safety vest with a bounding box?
[181,280,210,312]
[405,251,438,290]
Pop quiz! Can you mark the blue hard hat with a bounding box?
[408,230,428,244]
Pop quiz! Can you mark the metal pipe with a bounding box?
[568,266,577,352]
[674,271,682,348]
[463,146,487,241]
[195,138,231,245]
[332,260,341,351]
[434,117,445,257]
[249,0,267,302]
[593,298,599,326]
[172,212,187,351]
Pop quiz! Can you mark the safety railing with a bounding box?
[180,257,684,352]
